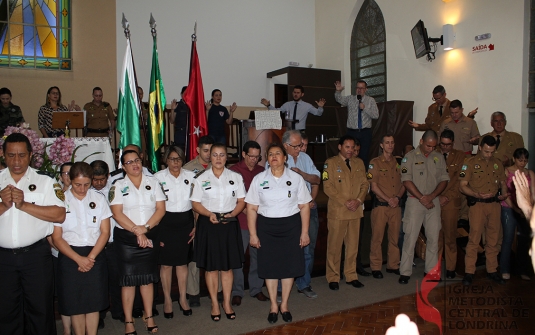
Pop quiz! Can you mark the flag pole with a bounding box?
[122,13,147,154]
[185,22,197,158]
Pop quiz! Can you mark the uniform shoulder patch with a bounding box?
[55,188,65,201]
[36,170,54,179]
[401,166,408,173]
[322,170,329,181]
[194,169,206,179]
[108,186,116,202]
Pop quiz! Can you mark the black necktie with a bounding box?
[345,159,351,171]
[443,153,447,162]
[292,102,298,130]
[496,135,501,149]
[438,106,443,117]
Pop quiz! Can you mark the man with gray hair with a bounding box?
[398,130,449,285]
[480,112,524,167]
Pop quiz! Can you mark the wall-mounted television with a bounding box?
[411,20,431,59]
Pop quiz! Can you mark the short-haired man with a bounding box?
[368,134,406,279]
[84,87,115,137]
[409,85,477,133]
[460,135,509,286]
[436,130,465,279]
[281,130,321,298]
[0,87,25,136]
[399,130,449,284]
[261,85,326,131]
[480,112,524,167]
[439,99,480,155]
[334,80,379,167]
[183,135,214,307]
[0,133,66,334]
[229,141,269,306]
[323,135,369,290]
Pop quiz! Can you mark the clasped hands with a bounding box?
[345,199,361,212]
[209,212,233,224]
[131,225,153,248]
[419,194,435,209]
[0,185,25,210]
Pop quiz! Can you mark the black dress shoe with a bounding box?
[281,311,292,322]
[446,270,457,279]
[267,312,278,324]
[372,271,383,279]
[357,268,371,276]
[98,318,105,329]
[189,294,201,307]
[132,308,143,318]
[487,272,506,285]
[254,292,269,301]
[398,275,410,284]
[346,280,364,288]
[462,273,473,286]
[386,268,400,275]
[328,282,339,291]
[163,312,173,319]
[231,296,242,306]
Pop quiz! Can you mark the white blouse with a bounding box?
[190,168,246,213]
[154,168,194,213]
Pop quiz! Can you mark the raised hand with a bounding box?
[230,102,237,113]
[205,100,212,111]
[408,120,420,129]
[260,98,270,107]
[171,99,178,110]
[334,81,344,91]
[316,98,326,107]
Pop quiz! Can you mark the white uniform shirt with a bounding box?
[190,168,246,213]
[91,184,116,242]
[109,174,166,228]
[0,167,66,248]
[54,188,112,247]
[154,168,194,212]
[246,167,312,218]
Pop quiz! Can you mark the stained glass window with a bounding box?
[0,0,71,70]
[350,0,386,102]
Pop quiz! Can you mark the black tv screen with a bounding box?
[411,20,431,59]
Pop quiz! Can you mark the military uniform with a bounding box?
[400,147,449,276]
[322,155,368,283]
[84,101,114,137]
[480,130,524,165]
[0,103,24,135]
[437,148,465,272]
[440,115,480,153]
[415,99,451,133]
[367,156,403,271]
[460,154,505,274]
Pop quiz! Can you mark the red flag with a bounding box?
[183,40,207,160]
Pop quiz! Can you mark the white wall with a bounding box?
[315,0,530,145]
[116,0,316,107]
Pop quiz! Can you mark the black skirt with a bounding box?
[57,246,108,315]
[193,214,244,271]
[257,213,304,279]
[158,210,194,266]
[114,226,160,286]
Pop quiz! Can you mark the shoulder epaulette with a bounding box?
[110,169,124,177]
[146,168,155,175]
[36,170,55,179]
[194,169,206,179]
[103,102,110,108]
[111,177,124,185]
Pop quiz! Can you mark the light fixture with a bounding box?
[443,24,455,50]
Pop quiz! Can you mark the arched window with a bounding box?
[0,0,72,70]
[350,0,386,102]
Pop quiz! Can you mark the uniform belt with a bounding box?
[348,127,371,132]
[87,128,109,133]
[474,197,497,203]
[213,212,238,223]
[375,201,389,207]
[0,238,46,255]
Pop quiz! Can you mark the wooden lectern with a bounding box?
[52,111,85,137]
[242,120,294,167]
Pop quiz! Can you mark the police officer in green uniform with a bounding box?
[0,87,25,136]
[84,87,115,137]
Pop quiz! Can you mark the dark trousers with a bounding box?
[347,128,372,168]
[0,239,56,335]
[100,242,123,319]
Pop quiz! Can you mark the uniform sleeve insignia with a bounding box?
[493,163,499,170]
[401,167,408,173]
[475,164,481,169]
[109,186,116,202]
[402,157,407,163]
[433,157,439,163]
[194,169,206,179]
[55,189,65,201]
[369,164,374,169]
[460,171,466,178]
[366,172,373,179]
[53,183,61,189]
[322,171,329,181]
[461,165,467,171]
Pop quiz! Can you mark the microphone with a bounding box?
[357,94,362,102]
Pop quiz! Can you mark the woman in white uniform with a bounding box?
[51,162,111,335]
[190,143,246,321]
[154,146,195,318]
[109,150,166,334]
[246,143,311,324]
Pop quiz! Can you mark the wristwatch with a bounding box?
[144,224,151,232]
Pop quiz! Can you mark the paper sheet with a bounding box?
[254,110,282,130]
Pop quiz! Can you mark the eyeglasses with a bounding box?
[432,95,443,101]
[246,153,261,160]
[167,157,182,163]
[439,142,453,147]
[124,158,141,166]
[211,153,226,158]
[60,171,70,176]
[286,143,303,149]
